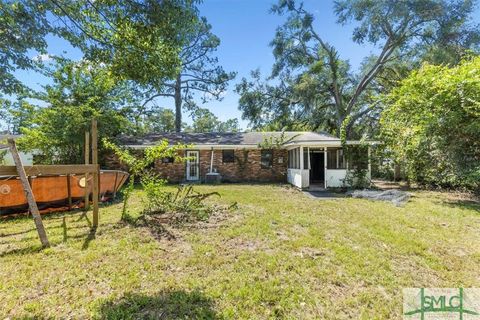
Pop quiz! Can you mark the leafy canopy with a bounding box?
[0,0,200,95]
[17,59,140,164]
[380,57,480,191]
[237,0,479,138]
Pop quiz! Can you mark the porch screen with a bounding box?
[327,148,346,169]
[287,147,300,169]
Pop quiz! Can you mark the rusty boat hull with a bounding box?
[0,170,129,216]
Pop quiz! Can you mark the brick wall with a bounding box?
[154,148,287,183]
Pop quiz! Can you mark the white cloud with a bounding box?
[204,89,228,100]
[32,54,53,62]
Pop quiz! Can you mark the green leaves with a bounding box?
[0,0,51,94]
[380,57,480,190]
[15,59,139,164]
[0,0,200,96]
[238,0,479,137]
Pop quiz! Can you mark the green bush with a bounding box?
[381,57,480,192]
[141,175,220,223]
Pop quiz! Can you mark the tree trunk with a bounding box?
[394,163,401,181]
[174,75,182,132]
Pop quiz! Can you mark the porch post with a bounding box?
[324,147,327,188]
[368,145,371,185]
[307,147,310,169]
[299,146,304,170]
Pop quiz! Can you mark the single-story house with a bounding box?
[117,132,374,189]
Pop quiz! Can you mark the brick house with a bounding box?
[120,132,373,189]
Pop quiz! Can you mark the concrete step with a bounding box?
[308,184,325,191]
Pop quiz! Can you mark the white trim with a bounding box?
[209,148,214,173]
[307,147,311,170]
[186,150,200,181]
[300,146,304,170]
[368,145,371,183]
[284,140,379,147]
[324,146,327,189]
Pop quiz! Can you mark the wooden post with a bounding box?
[66,174,72,210]
[7,139,50,247]
[113,171,118,199]
[84,131,90,211]
[91,119,99,228]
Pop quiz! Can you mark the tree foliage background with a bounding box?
[0,0,236,164]
[381,57,480,191]
[236,0,479,138]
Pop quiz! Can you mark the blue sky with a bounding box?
[11,0,480,130]
[198,0,375,128]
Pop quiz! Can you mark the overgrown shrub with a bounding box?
[141,175,220,223]
[103,138,187,219]
[341,144,371,189]
[343,168,370,189]
[381,57,480,192]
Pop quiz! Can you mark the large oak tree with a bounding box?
[0,0,199,96]
[236,0,479,138]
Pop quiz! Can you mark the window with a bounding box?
[261,150,273,169]
[161,157,175,164]
[222,150,235,163]
[327,148,346,169]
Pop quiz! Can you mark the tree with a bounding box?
[0,0,51,95]
[17,59,139,164]
[49,0,199,85]
[143,16,236,132]
[0,0,199,95]
[380,57,480,191]
[142,108,177,133]
[237,0,479,138]
[103,138,186,219]
[187,107,240,133]
[2,100,37,134]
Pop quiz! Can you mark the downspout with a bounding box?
[209,147,214,173]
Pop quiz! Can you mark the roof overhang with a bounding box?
[123,144,261,150]
[283,140,379,149]
[124,140,379,150]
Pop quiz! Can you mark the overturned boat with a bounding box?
[0,170,129,216]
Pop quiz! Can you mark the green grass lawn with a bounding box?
[1,184,479,319]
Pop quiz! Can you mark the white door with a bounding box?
[186,151,200,181]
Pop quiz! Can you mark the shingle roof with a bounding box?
[121,131,339,147]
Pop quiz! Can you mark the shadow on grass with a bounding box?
[441,199,480,212]
[82,226,97,250]
[0,245,43,258]
[97,290,221,320]
[120,212,177,241]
